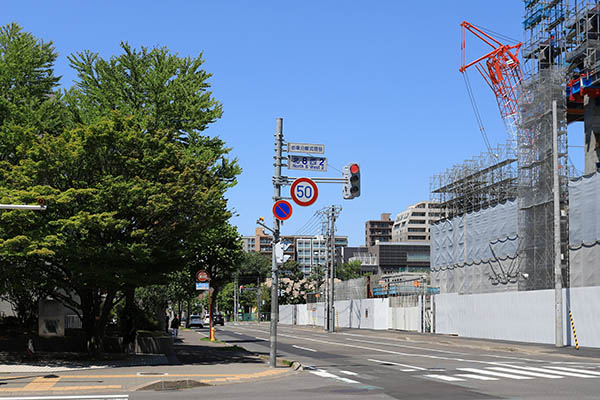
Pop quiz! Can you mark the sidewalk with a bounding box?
[0,328,295,395]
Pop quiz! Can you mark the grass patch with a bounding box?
[199,337,224,344]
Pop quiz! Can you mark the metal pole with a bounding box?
[323,214,330,331]
[552,99,564,347]
[270,117,283,367]
[257,276,261,324]
[329,206,336,333]
[233,272,238,323]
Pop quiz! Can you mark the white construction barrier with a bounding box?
[434,286,600,348]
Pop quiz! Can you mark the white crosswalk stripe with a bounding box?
[487,366,563,379]
[544,366,600,376]
[455,373,498,381]
[457,368,533,380]
[424,374,465,382]
[498,364,599,378]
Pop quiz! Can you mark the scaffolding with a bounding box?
[517,69,569,290]
[430,143,518,220]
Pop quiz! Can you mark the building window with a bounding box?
[408,228,426,232]
[409,220,426,224]
[412,212,426,217]
[408,235,427,240]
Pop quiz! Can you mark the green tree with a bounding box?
[336,260,362,281]
[0,35,240,351]
[0,23,65,329]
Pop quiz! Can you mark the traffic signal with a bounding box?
[343,163,361,199]
[275,241,292,265]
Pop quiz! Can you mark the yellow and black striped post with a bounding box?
[569,310,579,350]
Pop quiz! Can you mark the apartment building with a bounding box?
[242,228,348,275]
[392,201,445,242]
[365,213,394,247]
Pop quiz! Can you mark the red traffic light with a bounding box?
[350,164,359,174]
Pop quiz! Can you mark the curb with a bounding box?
[136,379,210,391]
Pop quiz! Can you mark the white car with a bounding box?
[188,315,203,329]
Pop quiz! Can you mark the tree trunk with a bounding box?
[80,288,103,356]
[121,286,136,353]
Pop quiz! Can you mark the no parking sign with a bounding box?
[273,200,293,221]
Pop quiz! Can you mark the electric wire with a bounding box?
[462,70,494,155]
[294,211,320,235]
[471,23,520,44]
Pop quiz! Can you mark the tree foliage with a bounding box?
[0,25,241,349]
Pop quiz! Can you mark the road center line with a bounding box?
[292,345,317,352]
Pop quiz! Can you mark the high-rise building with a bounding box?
[392,201,445,242]
[365,213,393,247]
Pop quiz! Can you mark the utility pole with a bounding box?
[322,205,341,333]
[270,117,283,367]
[323,212,330,331]
[329,206,336,332]
[552,99,563,347]
[233,272,238,323]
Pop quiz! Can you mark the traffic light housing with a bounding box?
[343,163,361,199]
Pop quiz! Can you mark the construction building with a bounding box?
[365,213,393,246]
[392,201,446,242]
[430,0,600,294]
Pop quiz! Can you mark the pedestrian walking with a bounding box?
[165,313,170,334]
[171,314,180,338]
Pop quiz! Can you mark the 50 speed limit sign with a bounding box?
[291,177,318,207]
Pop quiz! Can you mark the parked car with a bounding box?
[188,315,203,328]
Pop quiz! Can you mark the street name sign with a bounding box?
[288,142,325,154]
[291,177,318,207]
[288,155,327,172]
[196,282,209,291]
[273,200,293,221]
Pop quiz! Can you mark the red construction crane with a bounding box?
[460,21,523,149]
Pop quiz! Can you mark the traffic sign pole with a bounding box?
[270,118,283,368]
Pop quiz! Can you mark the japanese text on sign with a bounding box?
[287,142,325,154]
[288,156,327,172]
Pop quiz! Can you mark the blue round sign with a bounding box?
[273,200,293,221]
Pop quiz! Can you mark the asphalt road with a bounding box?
[210,323,600,400]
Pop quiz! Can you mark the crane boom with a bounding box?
[460,21,523,146]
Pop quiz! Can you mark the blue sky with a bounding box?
[4,1,583,246]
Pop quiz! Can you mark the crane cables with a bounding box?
[462,70,494,156]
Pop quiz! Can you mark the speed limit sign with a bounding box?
[291,177,318,207]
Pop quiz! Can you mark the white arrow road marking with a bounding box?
[309,369,359,384]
